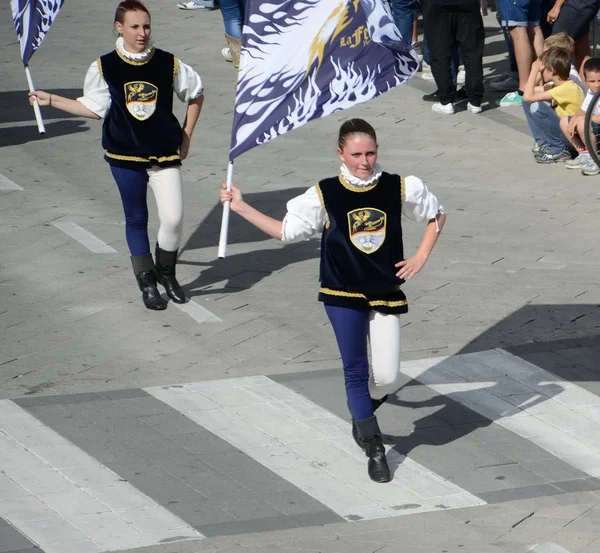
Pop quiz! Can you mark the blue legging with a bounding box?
[111,165,151,256]
[325,305,375,421]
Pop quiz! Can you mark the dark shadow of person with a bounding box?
[0,120,90,148]
[0,89,81,125]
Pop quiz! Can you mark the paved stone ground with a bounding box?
[3,1,600,552]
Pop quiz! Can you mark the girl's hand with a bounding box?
[547,4,561,23]
[180,131,191,160]
[29,90,51,106]
[395,255,426,280]
[220,182,244,212]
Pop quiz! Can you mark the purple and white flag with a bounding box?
[11,0,65,66]
[229,0,419,160]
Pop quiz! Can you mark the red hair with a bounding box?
[114,1,150,24]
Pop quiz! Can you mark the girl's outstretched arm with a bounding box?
[29,91,101,119]
[220,183,283,240]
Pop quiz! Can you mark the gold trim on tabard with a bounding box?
[96,57,104,79]
[319,287,407,308]
[105,152,181,163]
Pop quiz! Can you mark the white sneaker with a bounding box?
[221,47,233,62]
[432,102,455,115]
[467,102,482,114]
[421,61,435,81]
[177,1,211,9]
[456,66,465,86]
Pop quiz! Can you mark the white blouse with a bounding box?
[76,38,204,118]
[281,166,444,243]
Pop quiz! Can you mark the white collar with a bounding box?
[116,36,154,61]
[339,162,383,186]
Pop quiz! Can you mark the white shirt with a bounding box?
[76,37,204,118]
[581,88,600,114]
[281,165,445,243]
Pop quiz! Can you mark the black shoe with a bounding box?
[422,88,466,103]
[155,244,186,304]
[355,416,392,483]
[365,436,391,483]
[131,254,168,311]
[351,419,366,450]
[372,394,388,412]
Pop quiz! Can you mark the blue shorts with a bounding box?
[498,0,542,26]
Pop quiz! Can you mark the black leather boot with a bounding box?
[355,416,391,483]
[131,254,168,310]
[350,395,389,450]
[155,244,186,304]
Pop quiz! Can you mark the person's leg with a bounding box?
[552,0,598,68]
[570,117,587,151]
[147,166,186,303]
[455,2,485,106]
[423,1,454,104]
[527,25,544,57]
[529,102,572,160]
[368,312,402,401]
[522,101,547,147]
[510,26,535,90]
[324,305,373,421]
[110,165,167,310]
[219,0,244,38]
[390,0,417,44]
[110,165,150,256]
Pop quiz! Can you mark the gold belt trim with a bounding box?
[319,287,407,308]
[106,152,181,163]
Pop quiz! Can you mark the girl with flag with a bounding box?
[220,118,446,483]
[29,0,204,311]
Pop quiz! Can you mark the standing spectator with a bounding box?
[496,0,544,107]
[422,0,484,114]
[548,0,600,71]
[522,47,584,163]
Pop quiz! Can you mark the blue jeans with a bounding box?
[220,0,245,38]
[523,101,570,154]
[390,0,417,44]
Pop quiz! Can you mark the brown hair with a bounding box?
[543,32,575,56]
[540,47,571,81]
[114,0,151,24]
[338,119,377,150]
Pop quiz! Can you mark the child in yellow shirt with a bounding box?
[522,47,584,163]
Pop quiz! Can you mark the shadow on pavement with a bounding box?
[0,120,90,147]
[179,186,320,295]
[0,89,80,124]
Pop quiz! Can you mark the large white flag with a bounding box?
[229,0,419,160]
[11,0,65,66]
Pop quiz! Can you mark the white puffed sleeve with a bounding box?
[76,61,111,118]
[402,175,444,223]
[174,59,204,102]
[281,186,328,243]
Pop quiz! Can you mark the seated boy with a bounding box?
[561,58,600,176]
[522,47,584,164]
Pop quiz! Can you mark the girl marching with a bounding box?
[29,0,204,310]
[220,118,446,482]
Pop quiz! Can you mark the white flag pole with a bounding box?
[24,65,46,135]
[217,161,234,259]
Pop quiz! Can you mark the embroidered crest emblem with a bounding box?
[124,81,158,120]
[348,208,386,254]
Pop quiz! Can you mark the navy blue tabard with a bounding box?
[98,48,182,168]
[317,171,408,314]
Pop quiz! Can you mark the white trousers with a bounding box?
[147,166,183,252]
[368,311,403,400]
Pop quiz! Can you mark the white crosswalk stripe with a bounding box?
[0,401,203,553]
[400,348,600,476]
[145,376,485,521]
